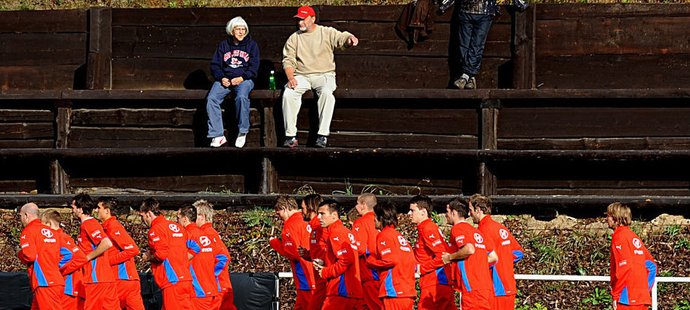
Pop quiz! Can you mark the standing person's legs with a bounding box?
[495,295,516,310]
[117,280,145,310]
[294,289,313,310]
[465,13,493,77]
[281,75,311,139]
[161,281,195,310]
[206,81,233,139]
[234,79,255,135]
[457,12,474,75]
[309,72,337,137]
[362,280,383,310]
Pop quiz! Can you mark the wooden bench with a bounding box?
[2,5,690,213]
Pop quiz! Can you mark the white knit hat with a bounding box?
[226,16,249,35]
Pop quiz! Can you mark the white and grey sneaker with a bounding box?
[235,133,247,148]
[210,136,227,147]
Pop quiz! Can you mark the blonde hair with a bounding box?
[193,199,214,222]
[607,202,632,226]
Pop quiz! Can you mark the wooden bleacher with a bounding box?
[1,5,690,214]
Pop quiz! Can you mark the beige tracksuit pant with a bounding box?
[282,72,337,137]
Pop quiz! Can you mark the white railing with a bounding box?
[276,272,690,310]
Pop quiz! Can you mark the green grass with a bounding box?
[3,0,690,11]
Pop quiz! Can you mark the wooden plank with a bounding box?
[537,4,690,20]
[292,131,477,149]
[498,107,690,138]
[69,174,245,192]
[68,127,261,147]
[0,66,79,90]
[293,108,477,135]
[0,110,53,122]
[0,33,87,66]
[279,179,461,195]
[0,140,54,148]
[496,188,690,196]
[535,54,690,89]
[68,127,195,147]
[71,107,260,128]
[0,123,54,139]
[109,6,514,26]
[498,179,690,188]
[0,180,38,193]
[536,17,690,56]
[499,137,690,150]
[0,9,87,33]
[87,8,113,90]
[260,158,278,194]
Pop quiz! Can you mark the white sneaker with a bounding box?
[210,136,227,147]
[235,133,247,148]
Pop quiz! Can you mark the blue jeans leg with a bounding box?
[234,79,254,134]
[459,12,493,76]
[206,81,232,138]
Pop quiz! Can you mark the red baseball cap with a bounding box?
[294,5,315,19]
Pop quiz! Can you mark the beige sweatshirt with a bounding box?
[282,25,353,75]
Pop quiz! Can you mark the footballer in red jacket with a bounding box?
[194,199,235,310]
[179,206,226,309]
[352,193,383,310]
[72,193,119,310]
[408,195,455,310]
[41,210,88,310]
[313,200,363,309]
[269,196,315,310]
[139,198,195,310]
[297,194,328,310]
[607,202,657,310]
[18,203,65,310]
[469,194,524,310]
[367,201,417,310]
[442,198,497,310]
[97,197,146,310]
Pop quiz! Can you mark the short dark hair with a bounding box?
[374,200,398,228]
[178,206,197,222]
[73,193,95,214]
[410,195,433,216]
[447,197,469,218]
[139,198,162,216]
[274,195,298,211]
[318,199,339,214]
[97,196,130,217]
[302,194,323,214]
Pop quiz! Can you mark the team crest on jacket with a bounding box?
[41,228,54,238]
[200,236,211,247]
[169,224,180,232]
[306,225,312,233]
[473,233,484,244]
[632,238,642,249]
[499,229,509,240]
[397,235,409,246]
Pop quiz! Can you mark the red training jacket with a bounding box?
[78,217,116,284]
[200,223,232,290]
[147,215,192,289]
[56,228,87,297]
[186,223,223,298]
[320,220,363,298]
[477,215,523,297]
[269,212,315,291]
[414,218,451,289]
[18,219,65,290]
[102,217,140,281]
[308,216,327,285]
[351,212,380,283]
[610,225,657,306]
[448,221,495,294]
[366,225,416,298]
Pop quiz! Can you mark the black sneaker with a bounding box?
[283,137,298,148]
[315,136,328,148]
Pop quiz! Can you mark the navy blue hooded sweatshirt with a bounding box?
[210,35,260,82]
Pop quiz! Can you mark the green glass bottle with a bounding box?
[268,70,276,90]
